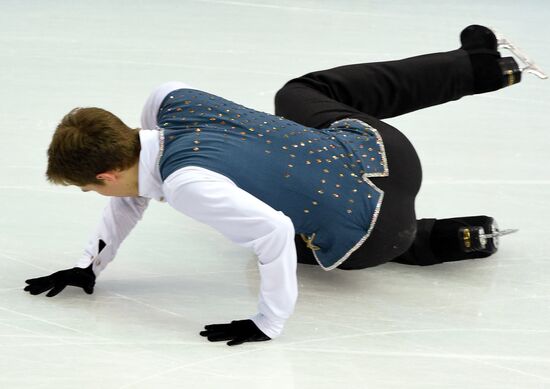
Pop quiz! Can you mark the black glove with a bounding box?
[200,319,271,346]
[24,264,96,297]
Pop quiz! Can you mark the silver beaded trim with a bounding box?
[364,120,389,178]
[330,118,389,179]
[312,181,385,271]
[156,128,165,168]
[312,118,389,271]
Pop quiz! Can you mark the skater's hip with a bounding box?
[337,114,422,269]
[345,113,422,197]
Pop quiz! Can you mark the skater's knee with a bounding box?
[274,80,306,117]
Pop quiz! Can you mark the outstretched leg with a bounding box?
[275,25,530,128]
[275,49,473,125]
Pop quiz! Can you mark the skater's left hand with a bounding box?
[200,319,270,346]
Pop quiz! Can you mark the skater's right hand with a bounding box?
[24,264,96,297]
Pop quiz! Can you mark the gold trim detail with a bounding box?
[300,233,321,251]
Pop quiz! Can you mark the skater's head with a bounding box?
[46,107,141,196]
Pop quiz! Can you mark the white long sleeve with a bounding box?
[162,166,298,339]
[75,196,150,276]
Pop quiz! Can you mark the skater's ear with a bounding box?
[96,170,120,183]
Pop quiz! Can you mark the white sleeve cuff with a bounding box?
[250,312,286,339]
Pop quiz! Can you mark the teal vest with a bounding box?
[157,89,389,270]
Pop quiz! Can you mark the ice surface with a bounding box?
[1,0,549,388]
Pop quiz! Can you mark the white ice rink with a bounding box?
[1,1,549,388]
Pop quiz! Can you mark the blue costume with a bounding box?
[157,88,389,269]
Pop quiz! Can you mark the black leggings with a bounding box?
[274,49,475,269]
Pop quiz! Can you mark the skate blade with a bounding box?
[490,28,548,79]
[482,228,519,239]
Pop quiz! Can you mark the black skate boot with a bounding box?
[430,215,518,262]
[392,216,518,266]
[460,24,547,93]
[460,24,499,53]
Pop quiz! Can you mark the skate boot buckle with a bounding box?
[460,226,487,252]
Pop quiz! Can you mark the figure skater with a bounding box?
[24,25,545,346]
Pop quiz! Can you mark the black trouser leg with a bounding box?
[275,49,474,126]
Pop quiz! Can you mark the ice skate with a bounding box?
[393,216,519,266]
[428,215,519,262]
[491,27,548,80]
[460,24,546,91]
